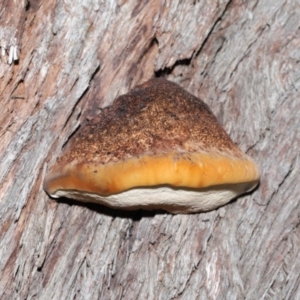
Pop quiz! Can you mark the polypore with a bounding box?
[44,78,259,213]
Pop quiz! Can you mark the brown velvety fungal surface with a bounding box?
[62,78,244,165]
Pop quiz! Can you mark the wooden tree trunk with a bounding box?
[1,0,299,299]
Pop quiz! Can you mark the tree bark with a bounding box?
[1,0,300,299]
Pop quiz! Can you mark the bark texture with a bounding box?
[1,0,299,299]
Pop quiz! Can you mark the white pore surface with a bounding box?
[51,182,255,213]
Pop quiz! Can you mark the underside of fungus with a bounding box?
[44,78,260,213]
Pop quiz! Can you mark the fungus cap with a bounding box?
[44,78,260,213]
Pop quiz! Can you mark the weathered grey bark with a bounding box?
[1,0,299,299]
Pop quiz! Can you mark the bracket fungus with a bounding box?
[44,78,259,213]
